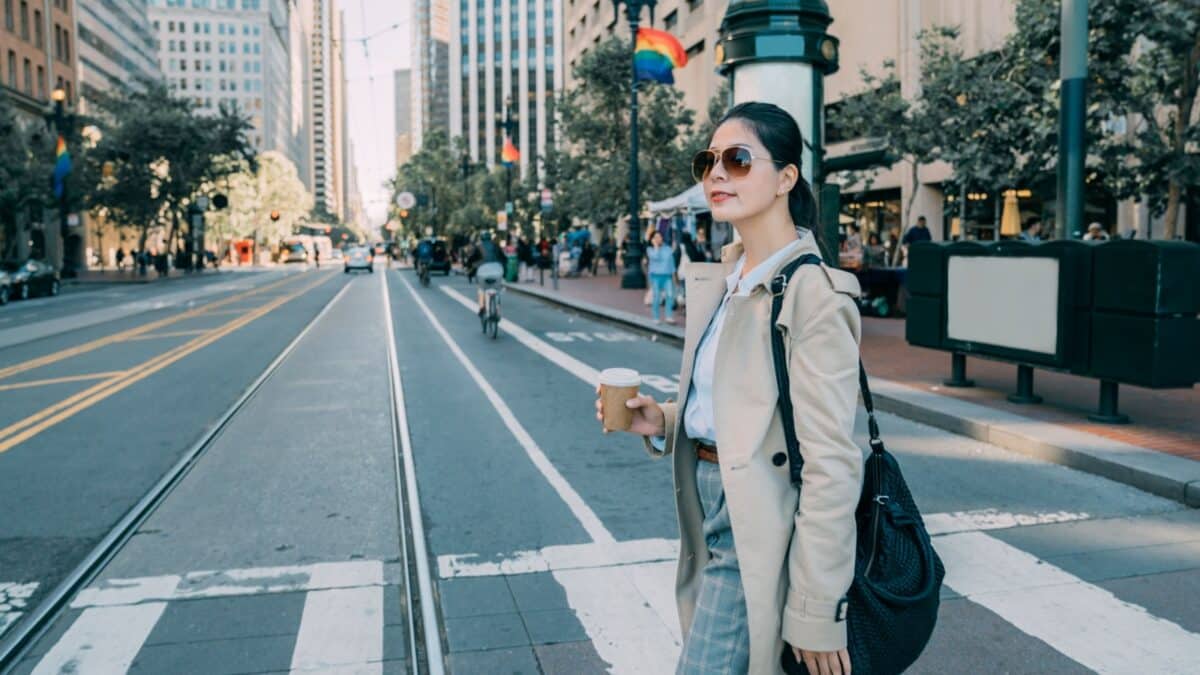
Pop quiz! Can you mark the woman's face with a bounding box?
[651,232,663,246]
[703,119,795,224]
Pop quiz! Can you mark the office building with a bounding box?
[411,0,449,152]
[393,67,411,166]
[76,0,160,114]
[451,0,563,176]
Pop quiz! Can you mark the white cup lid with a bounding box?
[599,367,641,387]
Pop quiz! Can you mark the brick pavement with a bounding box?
[510,270,1199,462]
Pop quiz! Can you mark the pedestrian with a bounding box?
[1083,222,1110,241]
[1020,217,1043,243]
[694,228,713,263]
[600,235,618,275]
[884,224,904,267]
[115,247,126,272]
[902,215,933,246]
[646,230,676,324]
[313,247,320,269]
[597,101,861,675]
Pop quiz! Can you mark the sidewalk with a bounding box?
[505,271,1200,506]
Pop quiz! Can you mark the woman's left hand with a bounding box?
[791,646,850,675]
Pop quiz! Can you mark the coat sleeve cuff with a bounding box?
[641,400,676,457]
[781,595,848,652]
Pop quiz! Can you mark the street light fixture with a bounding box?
[612,0,657,290]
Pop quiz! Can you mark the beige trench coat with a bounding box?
[645,234,864,674]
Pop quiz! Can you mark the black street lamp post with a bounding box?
[44,87,76,277]
[613,0,656,289]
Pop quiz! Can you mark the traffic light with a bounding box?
[270,210,280,222]
[399,209,408,218]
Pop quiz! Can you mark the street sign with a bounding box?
[497,211,508,231]
[196,195,210,210]
[540,188,552,209]
[505,201,514,215]
[66,213,80,227]
[396,191,416,209]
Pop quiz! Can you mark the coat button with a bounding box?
[772,452,787,466]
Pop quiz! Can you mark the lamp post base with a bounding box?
[621,258,646,289]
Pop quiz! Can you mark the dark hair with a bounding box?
[1023,216,1041,230]
[714,101,820,246]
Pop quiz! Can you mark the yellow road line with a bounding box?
[0,371,126,392]
[0,274,335,453]
[123,329,210,342]
[0,273,300,382]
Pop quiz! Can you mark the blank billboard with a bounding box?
[946,256,1060,355]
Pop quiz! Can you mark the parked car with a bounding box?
[0,269,11,305]
[344,246,373,273]
[1,259,60,300]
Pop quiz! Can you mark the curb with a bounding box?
[506,281,1200,508]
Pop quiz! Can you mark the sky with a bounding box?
[341,0,411,227]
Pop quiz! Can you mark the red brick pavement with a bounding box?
[516,272,1200,461]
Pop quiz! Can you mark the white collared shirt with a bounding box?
[681,237,805,444]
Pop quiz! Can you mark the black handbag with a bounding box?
[770,255,945,675]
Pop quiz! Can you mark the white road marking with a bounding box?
[438,538,679,578]
[411,280,614,544]
[544,330,641,343]
[939,531,1200,674]
[553,563,682,674]
[0,581,38,634]
[32,603,167,675]
[924,508,1092,536]
[289,587,384,674]
[71,560,383,608]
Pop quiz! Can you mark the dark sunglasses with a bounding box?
[691,145,788,182]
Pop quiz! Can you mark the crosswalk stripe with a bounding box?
[939,531,1200,674]
[70,560,383,609]
[32,603,167,675]
[289,587,384,674]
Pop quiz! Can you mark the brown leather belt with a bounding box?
[696,441,719,464]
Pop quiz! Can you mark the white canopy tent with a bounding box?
[646,183,709,215]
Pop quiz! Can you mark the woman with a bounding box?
[597,102,862,675]
[646,230,677,324]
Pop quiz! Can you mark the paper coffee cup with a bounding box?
[599,368,641,432]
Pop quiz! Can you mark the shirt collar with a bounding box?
[724,237,805,296]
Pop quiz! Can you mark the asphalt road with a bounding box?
[2,265,1197,674]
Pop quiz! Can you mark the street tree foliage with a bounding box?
[389,129,472,238]
[547,38,697,230]
[0,92,90,258]
[83,82,255,251]
[205,151,314,243]
[830,0,1199,239]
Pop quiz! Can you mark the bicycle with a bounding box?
[418,260,431,287]
[477,263,504,339]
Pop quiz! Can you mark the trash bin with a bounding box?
[505,254,519,282]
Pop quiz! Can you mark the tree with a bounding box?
[205,151,314,243]
[835,0,1199,240]
[83,82,254,253]
[0,92,92,258]
[389,130,469,237]
[547,38,698,230]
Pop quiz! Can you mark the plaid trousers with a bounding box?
[677,460,751,674]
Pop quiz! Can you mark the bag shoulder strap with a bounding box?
[770,255,882,486]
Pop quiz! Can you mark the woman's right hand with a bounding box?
[595,387,666,437]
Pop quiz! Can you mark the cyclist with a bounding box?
[415,238,434,281]
[476,232,505,317]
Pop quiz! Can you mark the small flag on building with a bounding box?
[634,27,688,85]
[53,135,72,199]
[501,137,520,165]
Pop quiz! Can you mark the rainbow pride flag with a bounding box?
[634,27,687,84]
[501,137,520,165]
[53,135,72,199]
